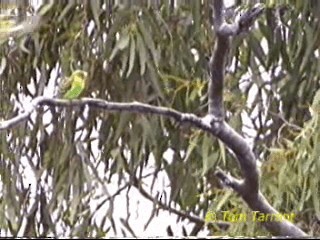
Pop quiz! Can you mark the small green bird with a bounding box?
[60,70,88,99]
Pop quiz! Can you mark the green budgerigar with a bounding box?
[61,70,88,99]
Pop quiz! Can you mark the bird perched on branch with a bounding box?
[59,70,88,99]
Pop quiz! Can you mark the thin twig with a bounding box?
[269,111,302,131]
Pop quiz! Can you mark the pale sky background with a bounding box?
[0,0,271,237]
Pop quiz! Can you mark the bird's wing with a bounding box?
[63,85,84,99]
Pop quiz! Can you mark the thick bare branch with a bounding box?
[208,1,264,120]
[208,1,307,237]
[208,0,229,120]
[208,0,260,191]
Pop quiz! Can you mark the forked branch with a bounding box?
[208,0,306,237]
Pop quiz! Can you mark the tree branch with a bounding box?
[131,175,205,226]
[0,90,307,237]
[0,97,202,131]
[208,1,307,237]
[208,1,264,120]
[208,0,229,120]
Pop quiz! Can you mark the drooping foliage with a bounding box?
[0,0,319,237]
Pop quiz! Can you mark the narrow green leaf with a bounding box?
[120,50,129,77]
[181,177,198,208]
[109,47,119,61]
[109,32,130,61]
[192,0,201,35]
[248,34,266,69]
[215,190,233,211]
[146,61,165,100]
[137,20,158,67]
[136,32,147,75]
[105,9,132,55]
[311,178,320,219]
[38,0,55,15]
[202,152,218,176]
[118,32,130,50]
[113,113,131,144]
[90,0,101,30]
[201,134,217,175]
[201,134,211,161]
[126,35,136,78]
[0,57,6,74]
[184,133,200,163]
[218,139,226,165]
[58,1,76,22]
